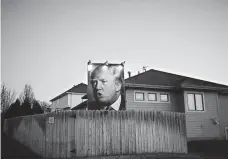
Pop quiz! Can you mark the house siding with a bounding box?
[218,93,228,139]
[126,88,180,112]
[68,93,86,108]
[50,94,69,111]
[184,91,220,140]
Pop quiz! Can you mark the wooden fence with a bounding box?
[3,110,187,158]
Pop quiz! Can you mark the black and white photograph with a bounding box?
[1,0,228,159]
[87,62,126,110]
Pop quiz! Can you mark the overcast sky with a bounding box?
[2,0,228,102]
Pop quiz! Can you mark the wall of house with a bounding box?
[184,90,220,140]
[174,90,185,113]
[68,93,86,108]
[50,94,69,111]
[125,88,181,112]
[218,93,228,140]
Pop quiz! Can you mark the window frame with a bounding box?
[148,93,157,101]
[160,93,169,102]
[135,92,145,101]
[133,90,170,103]
[187,92,205,112]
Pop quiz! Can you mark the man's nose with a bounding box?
[95,81,102,90]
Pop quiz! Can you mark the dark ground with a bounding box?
[1,132,228,159]
[1,132,42,159]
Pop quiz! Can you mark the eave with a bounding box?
[125,83,175,90]
[181,85,228,92]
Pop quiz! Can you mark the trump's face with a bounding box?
[90,67,121,105]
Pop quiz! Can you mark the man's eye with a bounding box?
[102,81,107,84]
[90,80,96,85]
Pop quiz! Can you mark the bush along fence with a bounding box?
[3,110,188,158]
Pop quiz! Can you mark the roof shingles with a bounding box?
[50,83,87,102]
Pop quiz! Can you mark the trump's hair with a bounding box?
[90,64,124,90]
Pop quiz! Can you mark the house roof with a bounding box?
[51,69,228,102]
[81,94,88,99]
[71,100,88,110]
[50,83,87,102]
[125,69,228,91]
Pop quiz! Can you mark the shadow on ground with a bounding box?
[188,140,228,159]
[1,132,42,159]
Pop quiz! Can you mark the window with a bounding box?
[135,92,144,101]
[187,93,204,111]
[55,108,62,112]
[148,93,157,101]
[160,93,169,102]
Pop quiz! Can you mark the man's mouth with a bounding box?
[96,92,103,97]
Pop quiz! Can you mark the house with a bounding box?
[49,83,87,112]
[71,69,228,141]
[124,69,228,141]
[51,69,228,141]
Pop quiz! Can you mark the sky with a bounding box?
[1,0,228,102]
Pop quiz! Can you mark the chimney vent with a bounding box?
[128,71,131,78]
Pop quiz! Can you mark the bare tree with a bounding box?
[19,84,35,104]
[19,84,35,115]
[1,83,16,113]
[40,101,51,113]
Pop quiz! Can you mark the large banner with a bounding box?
[87,61,126,110]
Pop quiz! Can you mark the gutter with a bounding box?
[125,83,175,89]
[181,85,228,91]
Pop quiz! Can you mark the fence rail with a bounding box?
[3,110,187,158]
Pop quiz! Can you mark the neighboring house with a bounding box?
[50,83,87,112]
[72,69,228,141]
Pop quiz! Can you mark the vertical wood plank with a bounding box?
[119,111,123,154]
[64,111,68,158]
[164,112,169,153]
[125,110,128,155]
[147,111,151,153]
[56,112,60,159]
[128,110,132,154]
[147,111,150,153]
[136,111,140,154]
[150,111,154,153]
[50,112,55,158]
[66,111,72,158]
[94,110,97,156]
[155,111,159,153]
[116,111,120,155]
[172,112,176,153]
[174,113,177,153]
[107,111,111,156]
[81,110,86,157]
[161,112,164,153]
[141,111,145,154]
[59,111,64,158]
[177,113,180,153]
[111,111,115,155]
[99,111,102,156]
[103,111,107,156]
[132,110,136,154]
[74,111,78,157]
[92,110,96,156]
[145,110,149,154]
